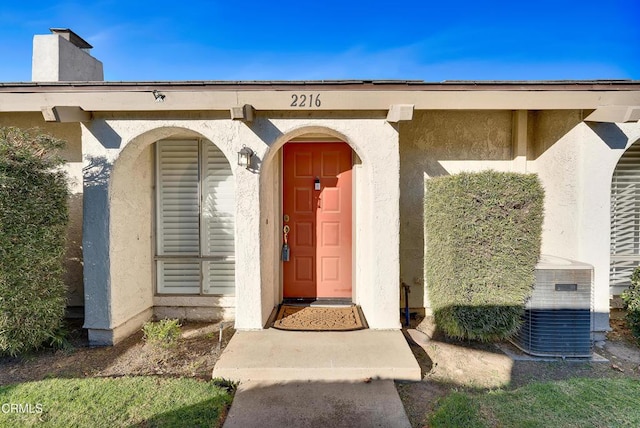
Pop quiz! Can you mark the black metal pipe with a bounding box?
[402,283,410,327]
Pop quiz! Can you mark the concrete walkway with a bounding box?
[212,329,421,382]
[223,380,412,428]
[214,329,418,427]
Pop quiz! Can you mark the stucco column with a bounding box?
[81,119,156,345]
[365,123,401,329]
[81,122,114,344]
[578,123,640,338]
[234,162,265,329]
[578,123,616,336]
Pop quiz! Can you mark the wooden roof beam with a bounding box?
[584,105,640,123]
[386,104,414,123]
[41,106,92,122]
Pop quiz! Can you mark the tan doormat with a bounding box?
[272,305,366,331]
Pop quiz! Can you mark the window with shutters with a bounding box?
[610,141,640,295]
[155,140,235,295]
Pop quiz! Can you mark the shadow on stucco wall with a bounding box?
[585,122,628,150]
[527,110,584,160]
[81,155,113,326]
[83,155,112,187]
[86,120,122,149]
[65,193,84,307]
[246,117,283,149]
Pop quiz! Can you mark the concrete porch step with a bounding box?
[212,329,422,382]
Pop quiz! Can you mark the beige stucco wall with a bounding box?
[527,111,585,261]
[77,106,640,344]
[0,112,84,307]
[527,112,640,334]
[399,109,640,336]
[399,111,515,311]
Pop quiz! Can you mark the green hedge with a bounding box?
[0,127,69,355]
[621,266,640,342]
[424,171,544,341]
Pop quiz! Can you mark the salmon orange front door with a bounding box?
[283,143,353,299]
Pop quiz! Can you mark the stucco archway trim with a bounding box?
[110,126,237,186]
[84,123,240,345]
[261,125,368,168]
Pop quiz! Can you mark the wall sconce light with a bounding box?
[237,146,254,169]
[152,90,165,102]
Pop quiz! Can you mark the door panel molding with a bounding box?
[283,142,353,298]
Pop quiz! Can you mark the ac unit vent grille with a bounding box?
[512,259,593,358]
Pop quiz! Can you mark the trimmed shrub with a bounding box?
[0,127,69,355]
[621,266,640,342]
[424,171,544,341]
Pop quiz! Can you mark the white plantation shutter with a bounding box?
[156,140,235,295]
[611,142,640,295]
[157,261,200,294]
[203,260,235,295]
[156,141,200,255]
[201,142,235,295]
[202,142,235,257]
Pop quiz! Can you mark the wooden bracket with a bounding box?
[386,104,414,123]
[41,106,92,122]
[230,104,255,122]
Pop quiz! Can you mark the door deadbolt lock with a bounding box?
[283,214,290,222]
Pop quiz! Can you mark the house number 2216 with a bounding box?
[290,94,321,107]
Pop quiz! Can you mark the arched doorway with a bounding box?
[610,139,640,295]
[257,122,401,329]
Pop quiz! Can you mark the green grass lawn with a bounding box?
[0,376,233,427]
[430,378,640,428]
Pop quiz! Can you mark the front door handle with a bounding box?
[283,225,290,242]
[282,225,291,262]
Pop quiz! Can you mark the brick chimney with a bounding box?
[32,28,104,82]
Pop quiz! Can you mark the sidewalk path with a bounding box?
[223,379,412,428]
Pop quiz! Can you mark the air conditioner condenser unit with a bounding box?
[512,255,593,358]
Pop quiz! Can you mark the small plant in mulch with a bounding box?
[142,319,182,349]
[621,266,640,343]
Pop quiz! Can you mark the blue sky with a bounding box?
[1,0,638,82]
